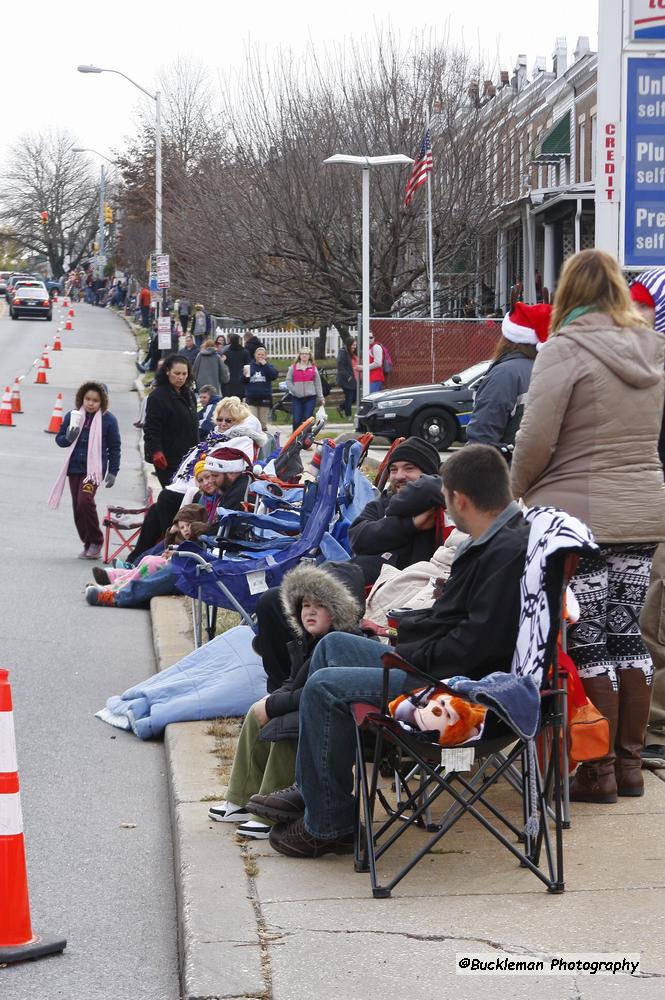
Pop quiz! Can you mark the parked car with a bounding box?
[5,273,40,303]
[0,271,10,296]
[10,281,52,320]
[355,360,492,450]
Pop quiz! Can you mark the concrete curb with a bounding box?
[150,597,265,1000]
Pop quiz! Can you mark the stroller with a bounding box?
[269,367,334,423]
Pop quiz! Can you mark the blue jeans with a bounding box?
[369,381,384,394]
[291,394,317,429]
[115,564,179,607]
[295,633,409,840]
[341,387,355,417]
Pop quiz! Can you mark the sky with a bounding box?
[1,0,598,169]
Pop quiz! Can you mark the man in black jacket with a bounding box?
[249,445,531,857]
[349,436,442,584]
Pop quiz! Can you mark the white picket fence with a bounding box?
[210,323,345,359]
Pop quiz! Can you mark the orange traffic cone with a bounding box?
[52,333,62,352]
[35,362,48,385]
[62,297,68,307]
[41,347,51,369]
[68,307,74,318]
[0,669,67,964]
[44,393,64,434]
[64,319,72,331]
[11,378,23,414]
[0,386,14,427]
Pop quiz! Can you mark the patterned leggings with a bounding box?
[567,543,656,689]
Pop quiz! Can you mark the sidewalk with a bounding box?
[125,320,665,998]
[149,598,665,1000]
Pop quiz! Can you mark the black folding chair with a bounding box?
[351,544,582,899]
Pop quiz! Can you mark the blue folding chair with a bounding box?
[171,443,346,644]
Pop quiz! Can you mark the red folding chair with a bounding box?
[102,489,154,564]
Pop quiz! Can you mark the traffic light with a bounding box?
[104,204,113,225]
[40,211,49,225]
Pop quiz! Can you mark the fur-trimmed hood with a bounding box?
[280,562,365,637]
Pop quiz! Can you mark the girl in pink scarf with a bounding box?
[49,381,121,559]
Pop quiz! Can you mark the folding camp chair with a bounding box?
[351,506,596,898]
[374,437,405,493]
[171,442,346,645]
[102,490,154,564]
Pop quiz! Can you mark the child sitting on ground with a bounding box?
[49,380,121,560]
[85,504,208,607]
[208,561,366,839]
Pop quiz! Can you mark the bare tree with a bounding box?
[0,130,99,276]
[114,58,224,282]
[166,31,505,332]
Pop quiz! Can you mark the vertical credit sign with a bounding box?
[624,57,665,265]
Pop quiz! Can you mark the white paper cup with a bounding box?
[243,365,251,377]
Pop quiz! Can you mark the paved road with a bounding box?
[0,301,179,999]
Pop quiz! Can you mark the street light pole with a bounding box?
[73,146,115,276]
[323,154,413,398]
[99,163,105,259]
[361,168,370,394]
[77,65,162,253]
[155,90,162,253]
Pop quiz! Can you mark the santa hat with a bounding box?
[632,268,665,332]
[502,302,552,350]
[204,436,254,474]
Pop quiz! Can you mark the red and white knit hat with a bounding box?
[204,437,254,473]
[502,302,552,350]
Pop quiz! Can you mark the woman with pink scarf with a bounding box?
[49,380,121,559]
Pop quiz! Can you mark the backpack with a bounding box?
[382,344,394,375]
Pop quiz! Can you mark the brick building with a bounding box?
[436,36,599,315]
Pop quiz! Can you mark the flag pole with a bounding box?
[425,107,435,320]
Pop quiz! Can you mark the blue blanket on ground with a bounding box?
[96,625,267,739]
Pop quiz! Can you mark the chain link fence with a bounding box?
[369,318,501,388]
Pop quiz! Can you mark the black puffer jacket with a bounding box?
[143,383,199,475]
[349,476,443,584]
[259,561,365,742]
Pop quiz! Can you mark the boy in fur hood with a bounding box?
[208,561,365,839]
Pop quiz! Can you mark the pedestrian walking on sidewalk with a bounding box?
[243,346,279,430]
[48,381,121,560]
[192,339,229,396]
[336,337,357,418]
[285,346,324,429]
[511,249,665,803]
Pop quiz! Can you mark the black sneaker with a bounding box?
[640,744,665,768]
[247,784,305,823]
[269,816,354,858]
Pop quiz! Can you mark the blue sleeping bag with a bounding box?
[96,625,267,739]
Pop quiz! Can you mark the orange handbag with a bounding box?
[558,648,610,770]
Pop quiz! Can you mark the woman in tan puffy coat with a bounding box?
[511,249,665,804]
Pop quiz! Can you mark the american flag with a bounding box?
[403,128,433,207]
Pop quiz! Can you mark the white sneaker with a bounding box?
[236,820,272,840]
[208,801,251,823]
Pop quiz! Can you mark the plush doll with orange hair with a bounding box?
[390,687,487,747]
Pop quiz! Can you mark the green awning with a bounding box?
[533,111,571,162]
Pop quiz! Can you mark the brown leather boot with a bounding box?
[615,669,652,797]
[569,674,619,804]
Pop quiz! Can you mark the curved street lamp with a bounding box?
[77,64,162,254]
[72,147,117,268]
[323,154,413,396]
